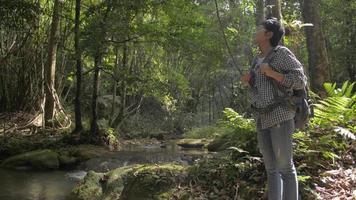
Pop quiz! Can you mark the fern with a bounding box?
[313,81,355,137]
[313,96,353,123]
[323,81,355,98]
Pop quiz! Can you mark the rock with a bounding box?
[176,139,210,149]
[120,164,186,200]
[1,149,59,170]
[71,164,187,200]
[0,137,35,159]
[58,154,78,167]
[71,171,104,200]
[71,165,139,200]
[100,165,138,200]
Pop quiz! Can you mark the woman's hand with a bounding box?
[241,73,251,86]
[259,63,273,76]
[259,63,284,83]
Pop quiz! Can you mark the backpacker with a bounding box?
[251,46,312,130]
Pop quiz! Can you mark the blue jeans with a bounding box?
[257,119,298,200]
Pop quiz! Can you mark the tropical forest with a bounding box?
[0,0,355,199]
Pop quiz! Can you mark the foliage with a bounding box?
[207,108,258,154]
[291,81,356,198]
[186,154,265,199]
[189,101,354,199]
[312,81,356,137]
[220,108,255,131]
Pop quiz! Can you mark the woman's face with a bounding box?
[253,25,271,46]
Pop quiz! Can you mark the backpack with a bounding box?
[270,80,312,130]
[251,46,311,130]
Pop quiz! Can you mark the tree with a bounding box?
[266,0,282,20]
[300,0,330,96]
[44,0,64,126]
[88,2,111,141]
[90,51,102,139]
[73,0,83,133]
[255,0,265,25]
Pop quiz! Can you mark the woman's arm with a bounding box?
[260,47,307,89]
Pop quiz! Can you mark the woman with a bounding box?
[241,18,307,200]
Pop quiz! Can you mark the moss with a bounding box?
[101,165,142,200]
[58,153,78,167]
[0,137,35,158]
[71,171,104,200]
[71,164,187,200]
[120,164,186,200]
[1,149,59,170]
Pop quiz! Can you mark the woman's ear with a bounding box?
[266,31,273,39]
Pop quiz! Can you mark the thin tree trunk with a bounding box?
[266,0,282,20]
[90,52,101,139]
[44,0,63,126]
[256,0,265,25]
[111,42,128,128]
[109,47,120,124]
[345,9,356,81]
[301,0,330,96]
[73,0,83,133]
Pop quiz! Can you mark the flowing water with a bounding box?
[0,140,207,200]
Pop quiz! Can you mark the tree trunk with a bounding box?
[345,9,356,81]
[44,0,63,126]
[109,47,120,124]
[111,43,128,128]
[255,0,265,25]
[73,0,83,133]
[301,0,330,96]
[90,52,101,139]
[266,0,282,20]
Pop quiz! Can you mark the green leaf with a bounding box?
[344,82,355,97]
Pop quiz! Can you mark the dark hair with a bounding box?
[261,18,285,47]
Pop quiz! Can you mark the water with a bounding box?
[0,140,207,200]
[78,141,207,172]
[0,168,76,200]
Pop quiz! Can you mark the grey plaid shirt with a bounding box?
[249,46,307,130]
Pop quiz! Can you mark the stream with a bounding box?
[0,140,207,200]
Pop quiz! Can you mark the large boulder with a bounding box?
[71,171,104,200]
[1,149,59,170]
[120,164,186,200]
[71,164,187,200]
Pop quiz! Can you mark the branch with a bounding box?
[213,0,242,75]
[0,31,31,65]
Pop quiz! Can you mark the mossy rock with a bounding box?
[120,164,186,200]
[176,139,211,149]
[72,164,187,200]
[0,137,35,158]
[58,153,78,167]
[100,165,141,200]
[71,171,104,200]
[71,165,141,200]
[1,149,59,170]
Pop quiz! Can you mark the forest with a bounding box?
[0,0,355,199]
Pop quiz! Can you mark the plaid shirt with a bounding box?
[249,46,307,130]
